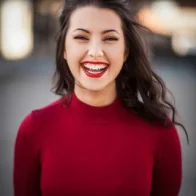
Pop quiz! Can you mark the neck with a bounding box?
[74,83,117,107]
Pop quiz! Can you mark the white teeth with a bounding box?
[83,63,107,71]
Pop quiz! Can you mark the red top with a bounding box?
[14,93,182,196]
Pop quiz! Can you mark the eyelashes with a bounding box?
[105,37,119,41]
[74,36,88,40]
[74,36,119,41]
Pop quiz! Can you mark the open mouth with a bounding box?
[81,63,109,78]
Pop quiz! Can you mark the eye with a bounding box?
[74,36,88,40]
[104,37,119,41]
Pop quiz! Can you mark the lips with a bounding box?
[81,61,109,78]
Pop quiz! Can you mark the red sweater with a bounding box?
[14,93,182,196]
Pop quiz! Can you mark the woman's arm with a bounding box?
[13,112,41,196]
[150,125,182,196]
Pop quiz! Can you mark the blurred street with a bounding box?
[0,54,195,196]
[0,0,196,195]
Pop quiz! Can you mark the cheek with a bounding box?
[107,45,125,65]
[65,46,86,78]
[66,45,86,64]
[107,47,125,74]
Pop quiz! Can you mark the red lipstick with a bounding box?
[81,61,109,65]
[81,61,109,78]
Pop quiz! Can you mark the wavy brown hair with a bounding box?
[52,0,189,143]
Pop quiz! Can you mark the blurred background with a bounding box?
[0,0,195,195]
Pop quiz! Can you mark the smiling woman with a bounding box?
[13,0,188,196]
[63,6,127,103]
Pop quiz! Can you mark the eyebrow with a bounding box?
[73,28,119,34]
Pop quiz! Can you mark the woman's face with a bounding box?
[64,6,127,92]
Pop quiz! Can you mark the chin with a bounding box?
[84,86,106,92]
[81,82,109,92]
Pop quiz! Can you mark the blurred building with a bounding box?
[0,0,196,60]
[0,0,62,60]
[138,0,196,56]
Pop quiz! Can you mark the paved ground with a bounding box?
[0,54,195,195]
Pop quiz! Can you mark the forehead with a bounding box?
[69,6,123,32]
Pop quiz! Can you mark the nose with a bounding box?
[87,41,104,58]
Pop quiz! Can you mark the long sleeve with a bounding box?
[150,125,182,196]
[13,112,41,196]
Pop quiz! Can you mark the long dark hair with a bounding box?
[52,0,189,143]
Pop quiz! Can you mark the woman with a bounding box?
[13,0,189,195]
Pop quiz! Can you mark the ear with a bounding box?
[64,50,67,60]
[124,48,129,62]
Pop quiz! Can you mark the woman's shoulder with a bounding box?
[17,97,66,136]
[130,112,181,144]
[33,97,64,113]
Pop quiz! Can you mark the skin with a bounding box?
[64,6,128,106]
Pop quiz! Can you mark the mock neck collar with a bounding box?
[67,92,128,124]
